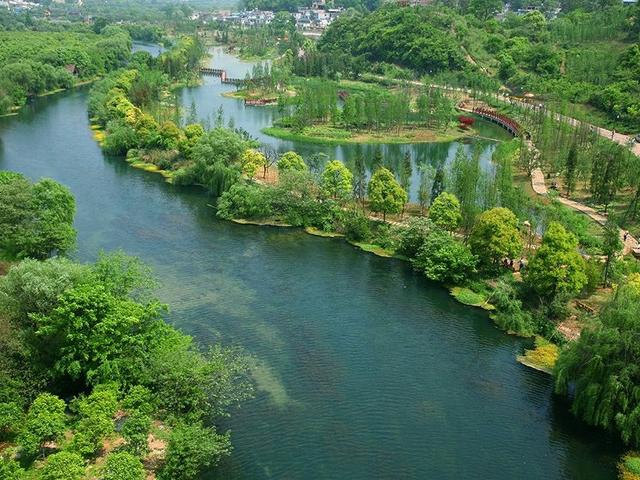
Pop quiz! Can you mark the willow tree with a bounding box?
[555,285,640,447]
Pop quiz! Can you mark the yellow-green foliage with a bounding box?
[517,337,559,374]
[349,241,394,258]
[450,286,495,310]
[620,453,640,480]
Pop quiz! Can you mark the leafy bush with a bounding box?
[0,457,25,480]
[122,385,155,416]
[70,388,118,458]
[412,229,476,284]
[396,217,433,258]
[122,412,151,456]
[0,258,88,323]
[343,211,371,242]
[0,402,22,439]
[371,223,400,251]
[41,451,85,480]
[159,423,231,480]
[216,183,273,220]
[17,393,66,458]
[103,452,145,480]
[102,120,139,156]
[490,280,538,336]
[581,258,602,297]
[624,456,640,475]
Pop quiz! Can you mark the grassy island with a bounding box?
[262,124,474,145]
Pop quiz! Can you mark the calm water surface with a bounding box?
[0,48,620,479]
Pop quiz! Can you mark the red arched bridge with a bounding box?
[471,107,523,136]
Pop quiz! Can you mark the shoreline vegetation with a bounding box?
[261,125,476,145]
[0,173,251,479]
[85,35,640,464]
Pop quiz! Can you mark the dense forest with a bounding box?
[0,172,251,479]
[315,4,640,131]
[0,28,131,114]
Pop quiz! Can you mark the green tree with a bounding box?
[121,412,151,456]
[41,451,85,480]
[0,457,25,479]
[32,283,164,385]
[469,207,522,267]
[565,143,577,196]
[320,160,353,201]
[430,166,445,203]
[428,192,462,231]
[352,147,367,210]
[18,393,66,458]
[397,218,433,258]
[159,423,231,480]
[555,286,640,447]
[601,220,622,287]
[367,167,407,222]
[240,149,267,179]
[70,388,118,458]
[525,222,587,300]
[103,452,145,480]
[468,0,502,20]
[0,174,76,259]
[0,257,88,324]
[0,402,22,439]
[412,229,477,284]
[417,164,434,216]
[277,151,307,171]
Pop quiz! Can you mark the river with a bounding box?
[0,46,620,479]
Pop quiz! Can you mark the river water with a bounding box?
[0,46,620,479]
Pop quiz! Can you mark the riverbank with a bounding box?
[262,124,476,145]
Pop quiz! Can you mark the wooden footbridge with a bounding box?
[199,67,246,86]
[469,107,523,136]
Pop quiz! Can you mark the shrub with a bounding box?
[103,452,145,480]
[159,423,231,480]
[581,258,603,297]
[412,229,476,284]
[0,402,23,439]
[396,217,433,258]
[40,452,85,480]
[343,211,371,242]
[17,393,66,458]
[371,223,400,251]
[0,457,25,480]
[122,385,154,416]
[122,412,151,456]
[102,120,139,156]
[489,280,536,336]
[216,183,272,220]
[624,456,640,475]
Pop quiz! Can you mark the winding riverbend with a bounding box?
[0,47,621,479]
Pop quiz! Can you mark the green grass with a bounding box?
[625,456,640,475]
[262,125,471,145]
[304,227,344,238]
[348,241,395,258]
[449,286,495,310]
[517,337,559,374]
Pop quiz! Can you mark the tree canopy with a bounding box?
[367,167,407,221]
[525,222,587,299]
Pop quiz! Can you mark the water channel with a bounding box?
[0,45,621,479]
